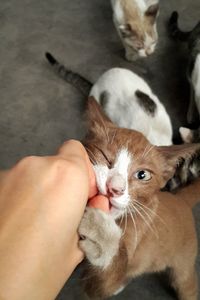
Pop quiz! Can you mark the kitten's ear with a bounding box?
[179,127,194,143]
[157,143,200,186]
[145,3,159,19]
[119,24,134,38]
[86,96,115,132]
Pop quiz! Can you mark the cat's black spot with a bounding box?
[99,91,109,108]
[135,90,157,116]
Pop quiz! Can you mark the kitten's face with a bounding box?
[85,128,164,219]
[118,3,159,61]
[84,98,200,219]
[84,98,180,220]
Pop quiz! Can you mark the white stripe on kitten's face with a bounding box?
[93,149,131,219]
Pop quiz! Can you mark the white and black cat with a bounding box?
[111,0,159,61]
[169,11,200,142]
[45,52,172,146]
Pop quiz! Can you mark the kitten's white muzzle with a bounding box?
[107,174,126,196]
[109,196,129,210]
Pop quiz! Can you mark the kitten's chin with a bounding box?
[110,206,125,219]
[109,197,129,219]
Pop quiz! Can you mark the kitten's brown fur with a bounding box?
[121,0,157,40]
[79,98,200,300]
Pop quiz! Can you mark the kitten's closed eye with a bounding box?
[134,170,152,181]
[93,145,112,167]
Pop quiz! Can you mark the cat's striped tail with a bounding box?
[45,52,92,96]
[168,11,191,41]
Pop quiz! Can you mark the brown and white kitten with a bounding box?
[111,0,159,61]
[44,52,199,193]
[79,97,200,300]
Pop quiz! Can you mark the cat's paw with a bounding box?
[125,50,138,62]
[78,207,122,269]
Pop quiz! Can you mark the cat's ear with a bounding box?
[157,143,200,186]
[119,24,134,38]
[85,96,115,133]
[179,127,194,143]
[145,3,159,21]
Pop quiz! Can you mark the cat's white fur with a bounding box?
[179,127,193,143]
[180,54,200,143]
[94,149,131,219]
[90,68,172,146]
[191,53,200,114]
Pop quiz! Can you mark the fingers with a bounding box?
[57,140,87,162]
[58,140,98,198]
[88,195,110,212]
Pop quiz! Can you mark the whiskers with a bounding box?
[93,103,110,143]
[130,201,158,238]
[141,144,155,160]
[118,205,138,252]
[134,200,167,228]
[110,129,117,145]
[127,206,138,252]
[119,209,128,236]
[124,199,166,241]
[84,146,98,166]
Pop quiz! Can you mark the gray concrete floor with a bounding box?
[0,0,200,299]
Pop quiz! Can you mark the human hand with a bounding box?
[0,140,97,300]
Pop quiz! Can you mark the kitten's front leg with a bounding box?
[78,207,122,269]
[125,46,138,62]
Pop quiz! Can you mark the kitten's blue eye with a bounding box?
[134,170,151,181]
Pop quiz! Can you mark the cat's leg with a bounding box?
[113,285,126,295]
[170,264,198,300]
[187,88,199,125]
[125,46,138,61]
[79,207,122,269]
[79,207,128,299]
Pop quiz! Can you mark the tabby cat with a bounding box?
[111,0,159,61]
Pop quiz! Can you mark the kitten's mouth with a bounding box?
[108,198,127,219]
[107,193,127,212]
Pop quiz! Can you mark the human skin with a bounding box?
[0,140,104,300]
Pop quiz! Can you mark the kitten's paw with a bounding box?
[78,207,122,269]
[125,50,138,62]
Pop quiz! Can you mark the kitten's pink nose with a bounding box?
[107,174,126,197]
